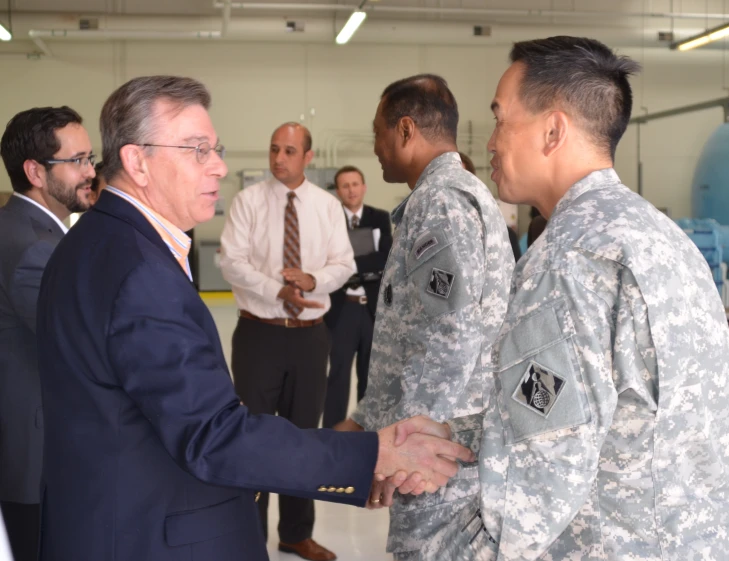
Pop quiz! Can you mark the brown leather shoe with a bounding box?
[278,538,337,561]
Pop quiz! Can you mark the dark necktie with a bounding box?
[350,215,360,229]
[283,191,302,317]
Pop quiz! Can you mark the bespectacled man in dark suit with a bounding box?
[0,106,95,561]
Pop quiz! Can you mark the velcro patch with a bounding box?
[426,268,455,299]
[511,362,565,418]
[415,237,438,259]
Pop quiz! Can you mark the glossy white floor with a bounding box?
[206,300,393,561]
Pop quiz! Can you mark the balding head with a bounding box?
[379,74,459,144]
[271,122,312,153]
[269,122,314,189]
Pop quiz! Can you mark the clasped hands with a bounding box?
[336,415,475,509]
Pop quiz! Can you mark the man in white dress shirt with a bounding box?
[0,106,95,561]
[220,122,353,561]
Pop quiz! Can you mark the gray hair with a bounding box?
[100,75,211,181]
[510,36,641,160]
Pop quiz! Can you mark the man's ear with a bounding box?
[399,117,416,146]
[303,149,314,167]
[119,145,149,187]
[544,111,569,157]
[23,159,47,190]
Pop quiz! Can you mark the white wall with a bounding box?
[1,38,729,240]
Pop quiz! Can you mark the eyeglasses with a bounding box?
[43,154,96,168]
[137,142,226,164]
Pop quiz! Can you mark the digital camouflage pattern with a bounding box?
[350,152,514,556]
[430,169,729,561]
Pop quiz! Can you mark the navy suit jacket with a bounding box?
[325,205,393,327]
[36,190,378,561]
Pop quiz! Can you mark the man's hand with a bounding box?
[281,268,316,292]
[333,418,364,432]
[374,416,474,495]
[277,285,324,309]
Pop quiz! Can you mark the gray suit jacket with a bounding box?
[0,195,64,503]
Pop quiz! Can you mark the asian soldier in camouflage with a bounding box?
[337,75,514,560]
[415,36,729,561]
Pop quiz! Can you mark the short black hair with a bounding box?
[334,165,365,188]
[380,74,459,143]
[0,106,84,194]
[510,36,641,159]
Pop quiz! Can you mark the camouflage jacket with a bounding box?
[428,169,729,561]
[350,152,514,553]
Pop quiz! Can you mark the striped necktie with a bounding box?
[350,215,360,229]
[283,191,303,318]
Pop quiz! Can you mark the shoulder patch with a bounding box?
[426,268,455,299]
[415,237,438,259]
[511,361,565,417]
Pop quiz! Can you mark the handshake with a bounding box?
[335,416,476,509]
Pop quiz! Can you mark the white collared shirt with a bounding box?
[220,177,355,319]
[12,192,69,234]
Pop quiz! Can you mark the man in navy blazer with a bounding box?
[0,106,95,561]
[35,76,473,561]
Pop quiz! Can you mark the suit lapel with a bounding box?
[91,190,185,273]
[5,195,66,239]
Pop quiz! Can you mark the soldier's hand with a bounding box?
[374,419,474,492]
[277,285,325,309]
[394,415,452,446]
[333,418,364,432]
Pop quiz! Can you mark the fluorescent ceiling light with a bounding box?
[0,23,11,42]
[336,11,366,45]
[673,21,729,51]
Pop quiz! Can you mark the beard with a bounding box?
[47,173,91,213]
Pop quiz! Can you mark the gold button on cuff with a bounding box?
[345,487,355,494]
[336,487,345,493]
[327,486,337,492]
[317,486,328,492]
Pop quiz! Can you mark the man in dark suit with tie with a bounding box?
[323,166,393,428]
[0,106,95,561]
[34,75,474,561]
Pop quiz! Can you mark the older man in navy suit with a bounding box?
[35,76,473,561]
[0,106,95,561]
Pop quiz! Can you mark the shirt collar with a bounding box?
[343,205,363,221]
[105,186,191,264]
[270,176,310,203]
[551,168,621,219]
[391,151,462,225]
[12,192,69,234]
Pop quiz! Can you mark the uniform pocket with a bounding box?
[496,299,591,444]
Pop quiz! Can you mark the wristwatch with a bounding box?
[308,274,317,292]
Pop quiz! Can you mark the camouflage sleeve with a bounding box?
[382,188,489,426]
[445,413,483,456]
[484,271,623,560]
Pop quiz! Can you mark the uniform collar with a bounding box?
[391,151,462,225]
[551,168,621,219]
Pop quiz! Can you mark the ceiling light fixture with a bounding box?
[672,21,729,51]
[336,11,367,44]
[0,23,10,41]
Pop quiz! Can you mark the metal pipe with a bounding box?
[212,2,729,21]
[630,97,729,124]
[222,0,232,37]
[28,29,221,40]
[29,34,52,56]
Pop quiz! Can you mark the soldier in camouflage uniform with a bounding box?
[337,75,514,560]
[416,36,729,561]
